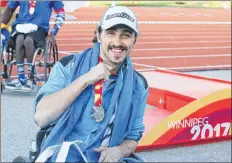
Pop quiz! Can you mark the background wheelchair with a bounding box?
[1,37,59,93]
[12,124,144,163]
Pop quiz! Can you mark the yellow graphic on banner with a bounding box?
[139,88,231,146]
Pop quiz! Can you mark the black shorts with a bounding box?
[9,25,48,48]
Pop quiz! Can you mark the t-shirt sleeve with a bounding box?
[51,1,64,11]
[34,60,70,113]
[124,76,149,142]
[7,1,19,9]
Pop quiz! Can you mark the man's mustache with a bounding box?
[108,45,127,51]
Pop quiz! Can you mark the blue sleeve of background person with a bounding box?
[34,61,70,113]
[7,1,19,9]
[125,82,149,142]
[51,1,64,10]
[50,1,65,36]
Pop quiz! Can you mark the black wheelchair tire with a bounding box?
[43,40,49,82]
[43,40,58,82]
[1,47,14,82]
[12,156,31,163]
[52,42,59,63]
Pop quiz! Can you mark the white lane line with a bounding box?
[58,51,231,59]
[131,54,231,60]
[160,12,212,17]
[160,13,179,16]
[59,51,73,55]
[133,62,157,68]
[134,40,231,44]
[57,32,231,36]
[56,36,231,40]
[58,51,231,60]
[136,68,162,72]
[130,36,231,39]
[133,62,232,70]
[57,40,231,46]
[132,46,231,51]
[50,21,231,25]
[58,46,231,53]
[163,65,232,70]
[59,29,231,32]
[136,65,231,72]
[10,65,230,78]
[58,43,93,46]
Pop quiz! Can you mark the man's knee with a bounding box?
[24,36,35,48]
[16,35,25,48]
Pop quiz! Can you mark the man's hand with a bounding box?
[93,146,123,162]
[1,26,10,51]
[83,62,110,86]
[46,33,56,46]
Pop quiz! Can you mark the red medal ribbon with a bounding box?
[94,57,117,106]
[94,57,104,107]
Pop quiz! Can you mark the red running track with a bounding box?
[54,7,231,71]
[5,7,232,77]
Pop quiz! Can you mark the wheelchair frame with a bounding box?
[1,39,59,93]
[12,124,54,163]
[12,124,144,163]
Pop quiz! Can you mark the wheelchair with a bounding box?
[1,36,59,93]
[12,124,144,163]
[12,124,55,163]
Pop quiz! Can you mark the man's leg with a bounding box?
[6,34,27,90]
[24,36,35,76]
[16,34,26,82]
[25,28,47,82]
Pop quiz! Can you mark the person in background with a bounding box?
[1,1,65,91]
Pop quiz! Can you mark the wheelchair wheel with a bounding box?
[12,156,31,163]
[1,46,15,92]
[43,40,58,82]
[1,46,14,80]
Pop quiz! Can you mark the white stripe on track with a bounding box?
[59,29,230,32]
[56,36,231,40]
[133,62,231,70]
[132,46,231,51]
[131,54,231,60]
[57,40,231,46]
[58,51,231,59]
[57,31,231,36]
[51,21,231,25]
[59,46,230,53]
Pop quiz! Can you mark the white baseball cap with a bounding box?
[98,6,139,34]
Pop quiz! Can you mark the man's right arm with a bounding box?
[1,1,19,25]
[35,55,110,128]
[35,72,89,128]
[34,55,88,128]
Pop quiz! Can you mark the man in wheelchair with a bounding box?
[33,6,148,163]
[1,1,65,91]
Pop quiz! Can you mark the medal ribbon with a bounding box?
[94,57,104,107]
[94,57,117,107]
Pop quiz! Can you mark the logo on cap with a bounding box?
[105,12,134,23]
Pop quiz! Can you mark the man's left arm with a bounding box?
[49,1,65,37]
[94,88,148,162]
[94,79,149,162]
[118,86,149,157]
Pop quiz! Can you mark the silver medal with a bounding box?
[91,105,104,122]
